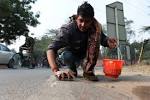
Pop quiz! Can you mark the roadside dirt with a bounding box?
[122,64,150,100]
[94,64,150,100]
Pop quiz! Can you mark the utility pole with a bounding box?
[115,7,121,59]
[138,41,144,63]
[138,39,149,63]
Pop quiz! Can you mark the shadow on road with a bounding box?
[96,74,150,82]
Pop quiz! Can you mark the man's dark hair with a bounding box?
[24,33,28,37]
[77,1,94,18]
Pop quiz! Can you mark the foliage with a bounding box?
[143,50,150,59]
[34,35,54,60]
[46,29,59,36]
[33,29,58,61]
[0,0,40,44]
[124,18,135,43]
[142,26,150,32]
[0,0,11,17]
[130,40,150,60]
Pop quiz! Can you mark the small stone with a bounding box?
[111,86,115,88]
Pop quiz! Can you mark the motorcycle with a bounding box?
[21,49,35,69]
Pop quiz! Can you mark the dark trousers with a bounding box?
[58,51,81,72]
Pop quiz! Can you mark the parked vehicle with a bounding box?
[21,49,35,69]
[0,43,22,68]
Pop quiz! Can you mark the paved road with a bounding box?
[0,68,146,100]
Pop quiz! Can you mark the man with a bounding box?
[47,2,117,81]
[19,32,35,54]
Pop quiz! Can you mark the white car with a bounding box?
[0,43,22,68]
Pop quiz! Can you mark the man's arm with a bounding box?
[47,49,59,72]
[100,31,117,49]
[47,24,76,80]
[47,26,70,73]
[100,31,109,47]
[47,49,75,80]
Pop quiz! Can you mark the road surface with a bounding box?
[0,67,150,100]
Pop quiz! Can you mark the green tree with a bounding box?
[0,0,11,17]
[138,5,150,62]
[34,35,53,60]
[47,29,59,36]
[124,18,135,43]
[33,29,58,61]
[142,26,150,32]
[131,40,150,63]
[0,0,40,44]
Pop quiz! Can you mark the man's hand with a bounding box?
[54,70,76,81]
[107,37,117,49]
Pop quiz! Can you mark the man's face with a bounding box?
[76,15,93,32]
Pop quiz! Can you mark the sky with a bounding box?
[9,0,150,51]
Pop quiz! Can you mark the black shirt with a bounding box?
[48,21,108,59]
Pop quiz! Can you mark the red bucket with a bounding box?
[103,59,124,79]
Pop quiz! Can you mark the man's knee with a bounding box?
[60,51,74,63]
[62,51,73,61]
